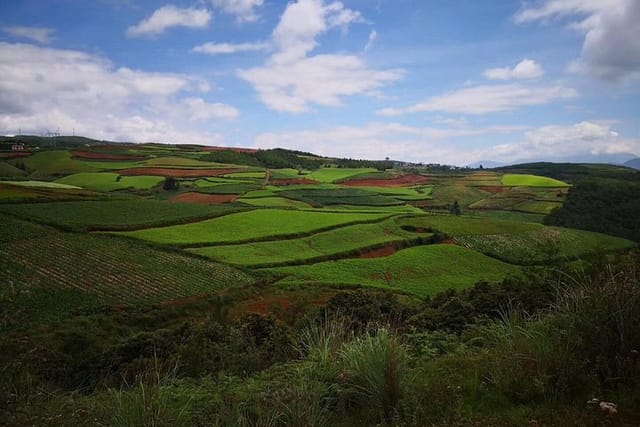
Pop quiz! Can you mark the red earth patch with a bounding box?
[71,150,148,161]
[119,167,241,178]
[0,152,32,159]
[358,245,398,258]
[270,178,320,186]
[170,192,237,205]
[343,174,431,187]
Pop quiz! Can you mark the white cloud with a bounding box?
[515,0,640,81]
[127,5,211,37]
[239,0,402,113]
[481,121,640,163]
[181,97,239,120]
[484,59,544,80]
[364,30,377,52]
[0,42,237,144]
[193,41,269,55]
[2,26,55,44]
[377,83,577,116]
[253,122,523,163]
[211,0,264,23]
[255,121,639,166]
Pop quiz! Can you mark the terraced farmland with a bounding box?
[190,218,420,267]
[308,167,378,183]
[502,174,570,187]
[456,227,635,264]
[0,214,256,319]
[55,172,164,191]
[264,244,518,298]
[118,209,393,245]
[0,200,246,231]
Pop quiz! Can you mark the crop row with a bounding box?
[0,215,256,313]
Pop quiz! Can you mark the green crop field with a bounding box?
[55,172,164,191]
[0,199,243,231]
[502,174,570,187]
[196,182,262,194]
[225,171,266,179]
[397,214,542,236]
[142,156,227,168]
[280,188,405,207]
[0,162,26,177]
[237,196,312,209]
[191,219,417,266]
[423,184,490,207]
[308,167,378,183]
[462,210,545,223]
[118,209,393,245]
[270,168,306,179]
[456,227,635,264]
[264,244,518,298]
[0,180,81,189]
[21,151,96,176]
[0,214,255,320]
[193,177,251,187]
[349,185,433,200]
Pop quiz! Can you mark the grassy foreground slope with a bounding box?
[118,209,392,245]
[265,244,517,297]
[0,214,256,321]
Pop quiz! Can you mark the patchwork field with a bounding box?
[190,218,419,267]
[1,141,636,313]
[264,244,518,298]
[55,172,164,191]
[502,174,570,187]
[308,167,378,183]
[117,209,393,245]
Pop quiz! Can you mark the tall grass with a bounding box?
[339,328,409,423]
[105,356,192,427]
[478,253,640,403]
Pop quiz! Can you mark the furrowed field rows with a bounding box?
[397,214,542,236]
[456,227,635,264]
[0,215,256,312]
[0,200,250,231]
[117,209,394,246]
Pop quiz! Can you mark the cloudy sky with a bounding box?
[1,0,639,165]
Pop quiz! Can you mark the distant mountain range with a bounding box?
[625,158,640,170]
[468,153,640,169]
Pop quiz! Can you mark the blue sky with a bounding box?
[1,0,639,165]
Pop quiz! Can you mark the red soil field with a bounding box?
[0,152,32,159]
[270,178,320,186]
[119,167,241,178]
[71,150,148,161]
[203,146,259,154]
[93,144,137,150]
[170,192,237,205]
[343,174,431,187]
[358,245,397,258]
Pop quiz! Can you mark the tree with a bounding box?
[451,200,461,216]
[163,176,179,190]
